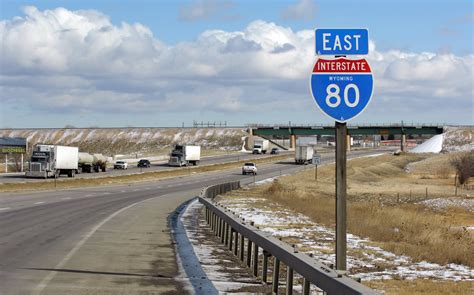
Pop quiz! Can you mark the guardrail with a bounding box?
[199,182,379,295]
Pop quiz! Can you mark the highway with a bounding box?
[0,151,289,184]
[0,149,387,294]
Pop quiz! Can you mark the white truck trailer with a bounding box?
[168,145,201,167]
[27,145,79,178]
[252,139,270,154]
[295,145,314,165]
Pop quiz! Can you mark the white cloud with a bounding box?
[179,0,237,21]
[0,6,472,124]
[281,0,317,21]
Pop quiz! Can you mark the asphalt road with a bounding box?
[0,151,290,184]
[0,148,388,294]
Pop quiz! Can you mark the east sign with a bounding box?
[310,28,373,123]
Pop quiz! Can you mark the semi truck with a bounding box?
[252,139,269,154]
[26,145,79,178]
[168,145,201,167]
[295,145,314,165]
[78,152,108,173]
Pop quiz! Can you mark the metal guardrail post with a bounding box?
[302,276,310,295]
[262,250,270,283]
[224,222,229,246]
[233,231,239,255]
[246,238,253,267]
[273,258,280,294]
[239,234,245,261]
[253,243,259,276]
[221,220,225,243]
[229,228,234,250]
[286,266,293,295]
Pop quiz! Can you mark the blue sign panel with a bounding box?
[315,28,369,55]
[310,58,374,122]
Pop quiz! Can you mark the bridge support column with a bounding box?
[401,134,406,152]
[246,128,254,150]
[290,134,296,149]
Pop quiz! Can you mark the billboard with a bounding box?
[0,137,27,154]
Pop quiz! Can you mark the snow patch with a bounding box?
[410,134,443,153]
[219,197,474,281]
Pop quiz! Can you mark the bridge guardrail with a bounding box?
[199,181,379,295]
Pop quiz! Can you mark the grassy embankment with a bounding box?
[223,152,473,294]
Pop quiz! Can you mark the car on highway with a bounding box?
[114,160,128,169]
[270,148,280,154]
[242,162,257,175]
[137,159,151,168]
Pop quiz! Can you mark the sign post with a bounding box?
[310,28,373,272]
[312,154,321,181]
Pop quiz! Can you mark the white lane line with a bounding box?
[32,198,151,295]
[0,207,11,211]
[120,190,126,193]
[102,192,111,195]
[61,197,71,200]
[34,202,45,205]
[85,194,94,197]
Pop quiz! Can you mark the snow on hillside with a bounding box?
[0,128,246,155]
[409,127,473,154]
[442,126,473,152]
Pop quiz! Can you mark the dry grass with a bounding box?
[365,279,474,295]
[0,154,291,192]
[244,153,473,267]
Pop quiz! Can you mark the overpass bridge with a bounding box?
[248,124,444,151]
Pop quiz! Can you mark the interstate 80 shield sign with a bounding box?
[310,58,374,122]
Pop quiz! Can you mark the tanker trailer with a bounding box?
[78,152,94,173]
[93,153,108,172]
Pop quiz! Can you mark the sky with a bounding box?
[0,0,473,128]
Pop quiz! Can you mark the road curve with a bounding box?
[0,149,387,294]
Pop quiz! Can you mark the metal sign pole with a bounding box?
[335,121,347,271]
[315,164,318,181]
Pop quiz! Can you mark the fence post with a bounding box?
[272,258,280,294]
[286,266,293,295]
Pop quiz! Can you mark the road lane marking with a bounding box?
[61,197,71,200]
[0,207,11,211]
[32,198,151,295]
[34,202,45,205]
[85,194,94,197]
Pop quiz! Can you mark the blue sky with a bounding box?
[0,0,473,127]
